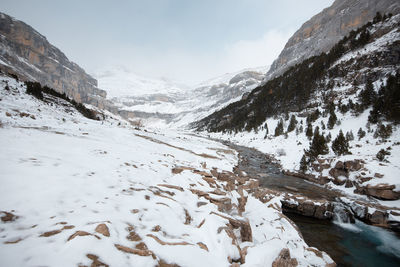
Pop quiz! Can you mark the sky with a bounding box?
[1,0,334,85]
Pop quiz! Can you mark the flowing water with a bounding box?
[223,141,400,266]
[285,213,400,266]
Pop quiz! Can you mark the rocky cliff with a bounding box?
[266,0,400,81]
[0,12,107,107]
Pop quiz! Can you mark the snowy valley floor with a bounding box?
[0,77,335,266]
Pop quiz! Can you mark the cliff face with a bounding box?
[266,0,400,81]
[0,12,107,107]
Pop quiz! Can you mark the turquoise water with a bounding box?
[285,213,400,266]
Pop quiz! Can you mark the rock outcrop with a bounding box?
[265,0,400,81]
[0,12,107,107]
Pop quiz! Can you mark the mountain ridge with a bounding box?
[266,0,400,82]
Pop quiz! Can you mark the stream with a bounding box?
[224,141,400,266]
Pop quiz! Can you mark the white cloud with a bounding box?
[221,29,294,73]
[87,30,294,86]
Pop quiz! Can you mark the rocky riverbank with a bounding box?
[225,141,400,232]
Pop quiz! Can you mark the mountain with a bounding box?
[196,12,400,203]
[0,12,108,108]
[265,0,400,81]
[95,66,269,128]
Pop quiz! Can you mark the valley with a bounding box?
[1,0,400,266]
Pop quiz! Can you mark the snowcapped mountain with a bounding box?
[94,66,188,98]
[95,66,269,128]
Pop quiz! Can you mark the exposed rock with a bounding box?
[157,184,184,192]
[95,224,110,237]
[271,248,298,267]
[344,160,363,171]
[114,244,154,257]
[345,179,354,188]
[152,225,161,232]
[39,229,62,237]
[366,209,388,225]
[0,12,108,108]
[146,234,192,246]
[127,225,142,242]
[184,209,192,225]
[0,211,18,222]
[363,183,400,200]
[197,242,209,251]
[210,212,252,242]
[171,168,184,174]
[135,242,148,250]
[157,259,180,267]
[67,231,91,241]
[281,196,334,220]
[86,254,109,267]
[266,0,400,81]
[237,195,248,216]
[242,179,259,191]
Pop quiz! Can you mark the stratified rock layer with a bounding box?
[0,12,107,107]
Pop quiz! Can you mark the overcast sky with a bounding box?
[2,0,334,85]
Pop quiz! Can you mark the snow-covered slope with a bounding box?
[203,14,400,204]
[95,66,269,129]
[94,66,188,98]
[0,75,334,266]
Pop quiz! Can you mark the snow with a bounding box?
[0,58,10,67]
[94,66,188,98]
[94,65,269,129]
[0,75,334,266]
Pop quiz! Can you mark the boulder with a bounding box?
[95,223,110,237]
[344,160,363,171]
[364,184,400,200]
[272,248,298,267]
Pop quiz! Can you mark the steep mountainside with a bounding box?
[0,12,107,108]
[96,66,268,128]
[197,14,400,203]
[266,0,400,81]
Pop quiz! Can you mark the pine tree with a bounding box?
[307,127,329,161]
[306,123,313,140]
[332,130,350,156]
[287,115,297,132]
[321,120,326,130]
[327,108,337,129]
[300,154,308,172]
[374,123,393,140]
[264,122,269,139]
[357,127,366,140]
[274,119,284,137]
[359,78,376,107]
[376,149,390,162]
